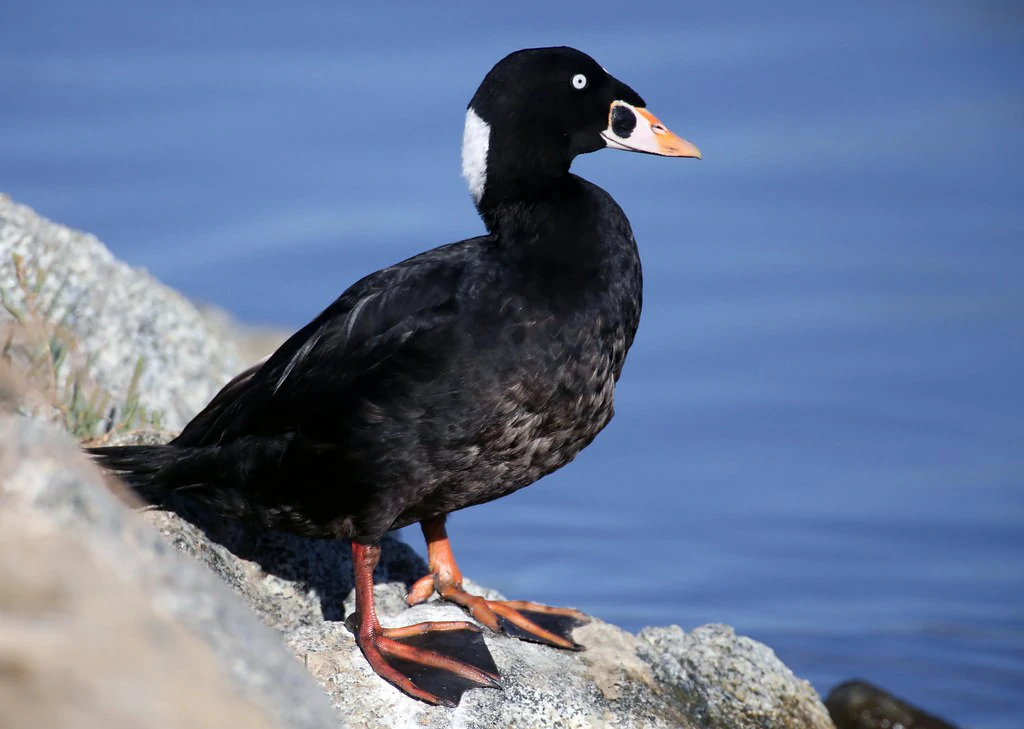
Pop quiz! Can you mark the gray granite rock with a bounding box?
[0,503,278,729]
[0,195,244,431]
[639,624,835,729]
[0,411,340,729]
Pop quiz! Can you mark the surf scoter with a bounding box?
[89,46,700,706]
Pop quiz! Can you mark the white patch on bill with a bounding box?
[601,101,640,151]
[461,107,490,204]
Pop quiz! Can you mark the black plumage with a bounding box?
[97,180,639,538]
[90,46,699,706]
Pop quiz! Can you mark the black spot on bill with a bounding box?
[611,104,636,139]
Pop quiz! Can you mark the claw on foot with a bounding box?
[355,620,500,707]
[351,542,501,706]
[407,518,590,650]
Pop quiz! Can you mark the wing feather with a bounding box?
[173,238,483,447]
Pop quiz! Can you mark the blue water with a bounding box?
[3,2,1022,725]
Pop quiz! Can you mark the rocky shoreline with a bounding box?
[0,196,955,728]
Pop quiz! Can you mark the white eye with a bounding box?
[571,73,588,90]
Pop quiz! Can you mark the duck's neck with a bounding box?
[482,176,630,289]
[477,174,582,243]
[461,107,573,231]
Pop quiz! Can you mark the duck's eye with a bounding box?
[571,73,588,90]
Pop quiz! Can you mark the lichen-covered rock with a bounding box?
[825,680,959,729]
[638,624,835,729]
[0,195,243,430]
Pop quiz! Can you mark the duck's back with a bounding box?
[100,177,642,542]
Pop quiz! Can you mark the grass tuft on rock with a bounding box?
[1,253,163,440]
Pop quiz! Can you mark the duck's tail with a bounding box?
[88,441,246,509]
[87,444,187,504]
[88,435,336,538]
[86,438,288,523]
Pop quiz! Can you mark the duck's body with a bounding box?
[127,175,639,542]
[90,46,699,707]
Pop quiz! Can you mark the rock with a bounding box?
[0,510,277,729]
[0,195,244,431]
[825,680,959,729]
[638,624,835,729]
[87,427,836,729]
[0,408,341,729]
[1,196,837,728]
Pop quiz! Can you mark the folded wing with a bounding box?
[174,239,481,447]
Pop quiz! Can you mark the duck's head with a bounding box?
[463,46,700,206]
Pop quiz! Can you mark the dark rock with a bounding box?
[826,680,959,729]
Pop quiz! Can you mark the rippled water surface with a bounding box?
[3,2,1022,726]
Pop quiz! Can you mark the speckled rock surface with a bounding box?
[0,412,340,729]
[105,424,835,729]
[0,195,243,430]
[638,624,835,729]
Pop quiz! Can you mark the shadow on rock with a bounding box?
[148,491,426,625]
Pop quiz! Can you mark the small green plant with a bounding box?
[1,253,163,440]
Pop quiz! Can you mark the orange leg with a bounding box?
[406,518,590,650]
[350,541,500,706]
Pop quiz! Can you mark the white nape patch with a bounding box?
[461,107,490,204]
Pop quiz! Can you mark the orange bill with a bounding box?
[601,101,701,159]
